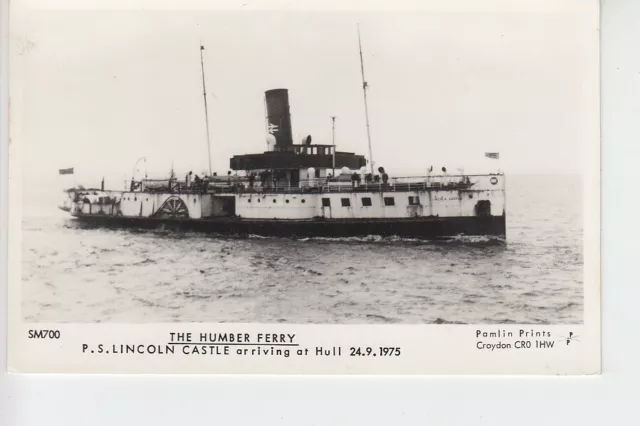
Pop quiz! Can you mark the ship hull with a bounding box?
[71,214,506,240]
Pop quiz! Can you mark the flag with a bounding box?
[59,167,74,175]
[485,152,499,159]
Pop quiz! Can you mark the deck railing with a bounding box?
[126,173,501,195]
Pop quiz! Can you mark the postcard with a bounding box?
[7,0,600,374]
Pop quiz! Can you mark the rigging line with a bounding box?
[200,44,213,176]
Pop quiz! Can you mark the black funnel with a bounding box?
[265,89,293,150]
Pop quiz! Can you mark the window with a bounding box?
[384,197,395,206]
[341,198,351,207]
[361,197,372,207]
[315,168,321,178]
[273,199,277,203]
[285,199,290,203]
[322,198,331,207]
[408,196,420,205]
[301,199,306,204]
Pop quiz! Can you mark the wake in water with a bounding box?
[295,234,505,246]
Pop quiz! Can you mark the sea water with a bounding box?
[20,174,583,324]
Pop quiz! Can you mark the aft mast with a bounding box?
[199,44,213,176]
[331,116,337,176]
[357,24,375,175]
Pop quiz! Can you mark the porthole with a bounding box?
[273,199,276,203]
[286,200,290,203]
[490,177,498,185]
[468,194,473,199]
[248,199,251,203]
[258,199,261,203]
[301,199,306,203]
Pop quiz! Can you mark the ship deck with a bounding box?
[133,174,502,196]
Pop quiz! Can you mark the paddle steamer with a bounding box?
[60,36,506,240]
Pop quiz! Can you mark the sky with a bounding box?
[11,2,599,189]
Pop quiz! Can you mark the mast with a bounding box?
[199,44,213,176]
[331,116,336,176]
[357,24,374,175]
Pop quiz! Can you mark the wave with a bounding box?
[284,234,506,246]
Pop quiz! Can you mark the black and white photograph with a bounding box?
[7,0,600,376]
[12,2,597,328]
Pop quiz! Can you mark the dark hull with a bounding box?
[71,215,506,240]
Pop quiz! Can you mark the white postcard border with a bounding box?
[6,0,601,375]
